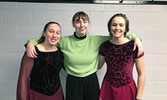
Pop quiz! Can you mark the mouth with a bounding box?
[79,28,85,31]
[113,30,122,34]
[50,39,58,42]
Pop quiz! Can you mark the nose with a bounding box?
[80,22,84,27]
[53,33,57,37]
[116,25,120,29]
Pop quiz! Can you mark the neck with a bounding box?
[110,37,129,44]
[74,32,86,39]
[39,42,57,51]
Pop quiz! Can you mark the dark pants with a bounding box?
[66,72,100,100]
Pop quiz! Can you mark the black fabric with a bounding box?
[74,32,86,39]
[30,46,64,96]
[66,72,100,100]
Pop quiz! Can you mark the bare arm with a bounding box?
[17,52,34,100]
[135,56,146,100]
[98,55,105,69]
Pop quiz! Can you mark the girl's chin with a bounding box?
[79,32,86,36]
[49,42,58,46]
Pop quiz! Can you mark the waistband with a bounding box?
[67,72,97,79]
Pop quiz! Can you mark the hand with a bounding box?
[26,43,37,58]
[133,37,144,56]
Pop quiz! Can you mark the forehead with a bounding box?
[112,16,125,23]
[74,16,89,21]
[48,24,60,28]
[47,24,61,31]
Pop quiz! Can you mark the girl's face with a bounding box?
[110,16,126,38]
[43,24,61,46]
[73,18,89,37]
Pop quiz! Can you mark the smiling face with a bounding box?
[43,23,61,46]
[110,16,126,38]
[73,18,89,37]
[72,11,90,37]
[108,13,129,37]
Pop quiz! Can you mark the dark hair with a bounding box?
[38,21,61,43]
[107,13,129,36]
[72,11,90,25]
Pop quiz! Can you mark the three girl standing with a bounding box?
[17,11,145,100]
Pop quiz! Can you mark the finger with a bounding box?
[34,50,37,55]
[133,44,136,51]
[31,52,36,58]
[137,50,141,57]
[32,49,38,58]
[137,46,144,56]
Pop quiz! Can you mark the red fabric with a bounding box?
[99,41,143,100]
[17,52,64,100]
[28,86,64,100]
[99,80,137,100]
[17,52,34,100]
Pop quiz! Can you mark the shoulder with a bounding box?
[127,40,135,47]
[100,40,110,48]
[57,47,64,56]
[59,35,74,42]
[88,35,110,39]
[61,35,73,39]
[87,35,110,44]
[57,47,63,53]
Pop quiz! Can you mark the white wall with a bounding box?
[0,2,167,100]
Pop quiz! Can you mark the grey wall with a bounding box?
[0,2,167,100]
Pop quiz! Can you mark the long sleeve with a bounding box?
[126,33,137,40]
[27,39,38,45]
[17,52,34,100]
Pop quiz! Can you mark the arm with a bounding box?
[26,39,61,58]
[17,52,34,100]
[126,34,144,56]
[98,55,105,69]
[26,39,38,58]
[135,56,146,100]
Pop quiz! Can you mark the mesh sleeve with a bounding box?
[17,52,34,100]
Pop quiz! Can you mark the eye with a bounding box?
[112,23,117,26]
[75,21,80,23]
[83,21,87,23]
[56,31,61,34]
[49,30,54,33]
[119,23,124,27]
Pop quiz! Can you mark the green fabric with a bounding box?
[126,33,136,40]
[27,39,38,45]
[58,35,109,77]
[27,34,137,77]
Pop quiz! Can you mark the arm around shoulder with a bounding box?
[98,55,105,69]
[27,39,38,46]
[126,33,137,40]
[26,39,38,58]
